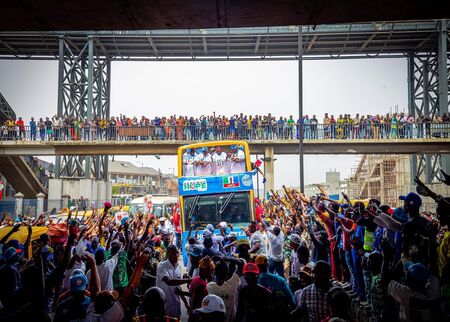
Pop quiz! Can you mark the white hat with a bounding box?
[206,224,214,232]
[203,229,212,237]
[218,221,227,229]
[196,294,226,314]
[159,217,166,222]
[227,232,237,238]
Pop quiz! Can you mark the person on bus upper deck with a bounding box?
[194,147,212,176]
[183,148,196,177]
[230,145,246,173]
[212,146,228,175]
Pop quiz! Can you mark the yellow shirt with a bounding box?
[438,230,450,279]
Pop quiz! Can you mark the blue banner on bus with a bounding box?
[178,172,254,196]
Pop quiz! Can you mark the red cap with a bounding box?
[387,208,394,215]
[104,201,112,210]
[243,262,259,274]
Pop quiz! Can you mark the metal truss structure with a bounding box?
[55,36,110,181]
[0,92,16,122]
[1,20,449,185]
[0,21,445,61]
[409,20,450,183]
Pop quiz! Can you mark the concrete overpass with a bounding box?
[1,138,450,156]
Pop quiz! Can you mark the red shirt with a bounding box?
[16,120,25,130]
[172,205,181,234]
[340,217,355,252]
[189,276,207,310]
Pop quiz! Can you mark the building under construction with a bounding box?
[346,155,412,208]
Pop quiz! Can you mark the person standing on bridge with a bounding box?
[37,117,45,140]
[16,117,25,140]
[29,117,36,141]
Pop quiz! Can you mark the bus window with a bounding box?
[183,192,251,229]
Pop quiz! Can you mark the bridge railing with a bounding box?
[1,123,449,142]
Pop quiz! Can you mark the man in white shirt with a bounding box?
[229,145,246,173]
[289,234,302,277]
[194,147,212,176]
[212,146,228,175]
[86,248,118,292]
[207,257,245,322]
[156,245,192,318]
[266,226,285,278]
[249,223,267,256]
[158,217,174,245]
[183,148,196,177]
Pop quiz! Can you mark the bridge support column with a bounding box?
[264,146,275,197]
[36,192,45,215]
[55,35,111,183]
[408,20,449,183]
[14,192,24,218]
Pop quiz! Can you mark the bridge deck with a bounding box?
[1,138,449,156]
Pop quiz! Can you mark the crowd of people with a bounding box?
[2,112,450,141]
[0,172,449,322]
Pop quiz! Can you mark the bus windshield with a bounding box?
[183,192,251,229]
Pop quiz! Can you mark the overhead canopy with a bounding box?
[0,21,444,61]
[0,0,448,31]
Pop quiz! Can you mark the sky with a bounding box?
[0,58,407,188]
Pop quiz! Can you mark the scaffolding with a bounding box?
[346,155,411,207]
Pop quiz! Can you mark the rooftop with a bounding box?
[108,160,159,176]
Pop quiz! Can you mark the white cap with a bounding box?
[159,217,166,222]
[203,229,212,237]
[196,294,226,314]
[227,232,237,238]
[218,221,227,229]
[206,224,214,232]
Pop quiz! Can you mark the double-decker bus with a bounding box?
[177,140,255,265]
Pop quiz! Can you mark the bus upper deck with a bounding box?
[177,141,255,231]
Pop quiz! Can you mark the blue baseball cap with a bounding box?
[2,247,17,261]
[70,274,88,292]
[405,262,429,287]
[186,148,191,153]
[231,145,238,150]
[188,245,203,258]
[399,192,422,209]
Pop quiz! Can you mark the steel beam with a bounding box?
[408,20,450,183]
[0,92,16,122]
[298,28,304,193]
[55,35,110,181]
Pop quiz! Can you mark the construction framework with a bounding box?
[346,155,411,207]
[408,20,450,183]
[54,36,110,180]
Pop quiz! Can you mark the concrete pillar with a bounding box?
[14,192,24,218]
[264,146,275,196]
[36,192,45,214]
[62,194,70,209]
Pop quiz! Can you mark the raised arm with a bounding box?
[120,251,149,309]
[84,254,100,298]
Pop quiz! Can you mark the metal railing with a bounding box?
[1,123,449,142]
